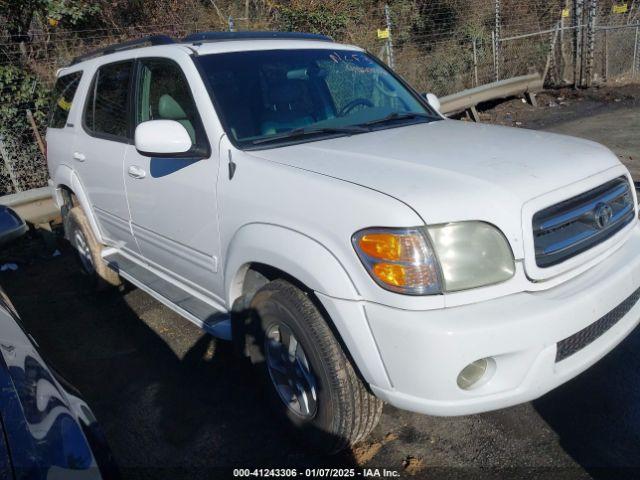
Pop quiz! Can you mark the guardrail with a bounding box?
[440,73,544,119]
[0,186,59,226]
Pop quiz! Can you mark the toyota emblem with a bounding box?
[594,202,614,229]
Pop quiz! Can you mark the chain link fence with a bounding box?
[2,0,640,196]
[593,1,640,83]
[0,122,48,195]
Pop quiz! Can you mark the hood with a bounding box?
[250,120,622,258]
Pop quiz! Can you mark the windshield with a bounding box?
[196,49,438,148]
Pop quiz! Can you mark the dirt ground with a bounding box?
[2,86,640,479]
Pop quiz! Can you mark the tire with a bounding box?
[246,279,383,453]
[64,206,121,289]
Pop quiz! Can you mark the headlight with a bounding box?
[352,222,515,295]
[427,221,515,291]
[352,227,442,295]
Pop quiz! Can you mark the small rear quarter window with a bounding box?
[49,71,82,129]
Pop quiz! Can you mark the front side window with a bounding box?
[135,58,206,151]
[196,49,437,148]
[49,71,82,129]
[84,61,132,140]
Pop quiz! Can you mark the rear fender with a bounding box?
[52,164,105,244]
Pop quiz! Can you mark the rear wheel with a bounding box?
[246,279,383,453]
[64,206,121,289]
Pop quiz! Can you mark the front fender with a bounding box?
[224,222,359,303]
[224,222,392,389]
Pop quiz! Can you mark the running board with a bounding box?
[102,250,231,340]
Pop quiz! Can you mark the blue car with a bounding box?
[0,206,118,479]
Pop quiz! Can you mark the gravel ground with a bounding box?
[2,86,640,479]
[480,84,640,178]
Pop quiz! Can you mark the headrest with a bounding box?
[268,81,306,107]
[286,67,327,81]
[158,94,187,120]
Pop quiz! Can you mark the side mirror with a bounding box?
[0,206,27,247]
[423,92,441,113]
[134,120,193,157]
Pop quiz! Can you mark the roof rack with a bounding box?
[183,31,333,44]
[69,34,175,65]
[66,31,334,67]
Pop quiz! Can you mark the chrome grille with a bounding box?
[533,177,635,268]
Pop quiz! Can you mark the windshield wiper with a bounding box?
[251,125,369,145]
[361,111,432,128]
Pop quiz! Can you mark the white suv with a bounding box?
[47,32,640,451]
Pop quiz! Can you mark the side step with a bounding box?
[102,250,232,340]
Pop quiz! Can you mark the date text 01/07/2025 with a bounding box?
[232,468,401,477]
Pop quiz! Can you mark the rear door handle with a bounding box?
[128,165,146,179]
[72,152,86,162]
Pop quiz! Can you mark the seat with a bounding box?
[260,80,315,135]
[158,94,195,143]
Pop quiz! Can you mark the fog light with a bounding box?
[457,358,490,390]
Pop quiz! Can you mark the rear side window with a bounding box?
[84,61,132,140]
[49,71,82,129]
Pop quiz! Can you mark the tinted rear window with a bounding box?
[84,61,132,140]
[49,71,82,129]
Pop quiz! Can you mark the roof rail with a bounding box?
[66,31,333,67]
[69,34,175,65]
[183,31,333,44]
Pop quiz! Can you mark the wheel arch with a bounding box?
[51,164,105,244]
[224,223,391,389]
[224,223,359,307]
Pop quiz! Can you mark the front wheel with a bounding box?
[246,279,383,453]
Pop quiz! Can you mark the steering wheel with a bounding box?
[339,98,374,116]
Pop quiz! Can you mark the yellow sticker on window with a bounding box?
[57,98,71,111]
[613,3,628,13]
[377,28,389,39]
[561,8,570,18]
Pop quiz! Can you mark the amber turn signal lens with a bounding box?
[372,263,406,287]
[359,233,402,261]
[358,232,426,262]
[352,227,442,295]
[372,263,440,289]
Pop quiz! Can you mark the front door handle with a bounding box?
[128,165,146,179]
[72,152,86,162]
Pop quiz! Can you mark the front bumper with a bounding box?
[322,224,640,416]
